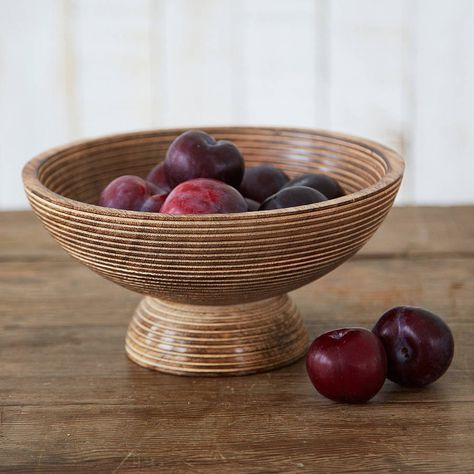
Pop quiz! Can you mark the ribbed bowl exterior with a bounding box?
[23,127,404,305]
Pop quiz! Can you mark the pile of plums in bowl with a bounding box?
[98,130,345,214]
[306,306,455,403]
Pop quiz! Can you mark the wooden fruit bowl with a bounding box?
[22,127,404,376]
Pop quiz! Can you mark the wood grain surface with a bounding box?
[1,207,473,473]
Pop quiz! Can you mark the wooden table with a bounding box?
[1,207,473,473]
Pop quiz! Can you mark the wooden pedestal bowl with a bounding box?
[23,127,404,376]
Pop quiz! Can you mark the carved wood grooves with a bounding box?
[23,127,404,375]
[126,295,308,375]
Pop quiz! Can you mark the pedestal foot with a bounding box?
[125,294,308,376]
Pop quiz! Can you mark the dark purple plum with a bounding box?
[98,175,161,211]
[146,162,172,192]
[239,165,289,203]
[164,130,245,188]
[259,186,327,210]
[373,306,454,387]
[283,173,344,199]
[140,189,169,212]
[306,328,387,403]
[161,178,247,215]
[245,198,260,211]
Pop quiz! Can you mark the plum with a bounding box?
[306,328,387,403]
[373,306,454,387]
[146,162,172,192]
[239,165,289,203]
[161,178,247,215]
[98,175,163,211]
[283,173,344,200]
[164,130,244,188]
[245,198,260,211]
[259,186,327,210]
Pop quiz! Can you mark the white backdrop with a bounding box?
[0,0,473,210]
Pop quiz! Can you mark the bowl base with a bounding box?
[125,294,308,376]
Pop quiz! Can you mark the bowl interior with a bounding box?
[36,128,389,206]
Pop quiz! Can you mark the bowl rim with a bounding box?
[22,126,404,220]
